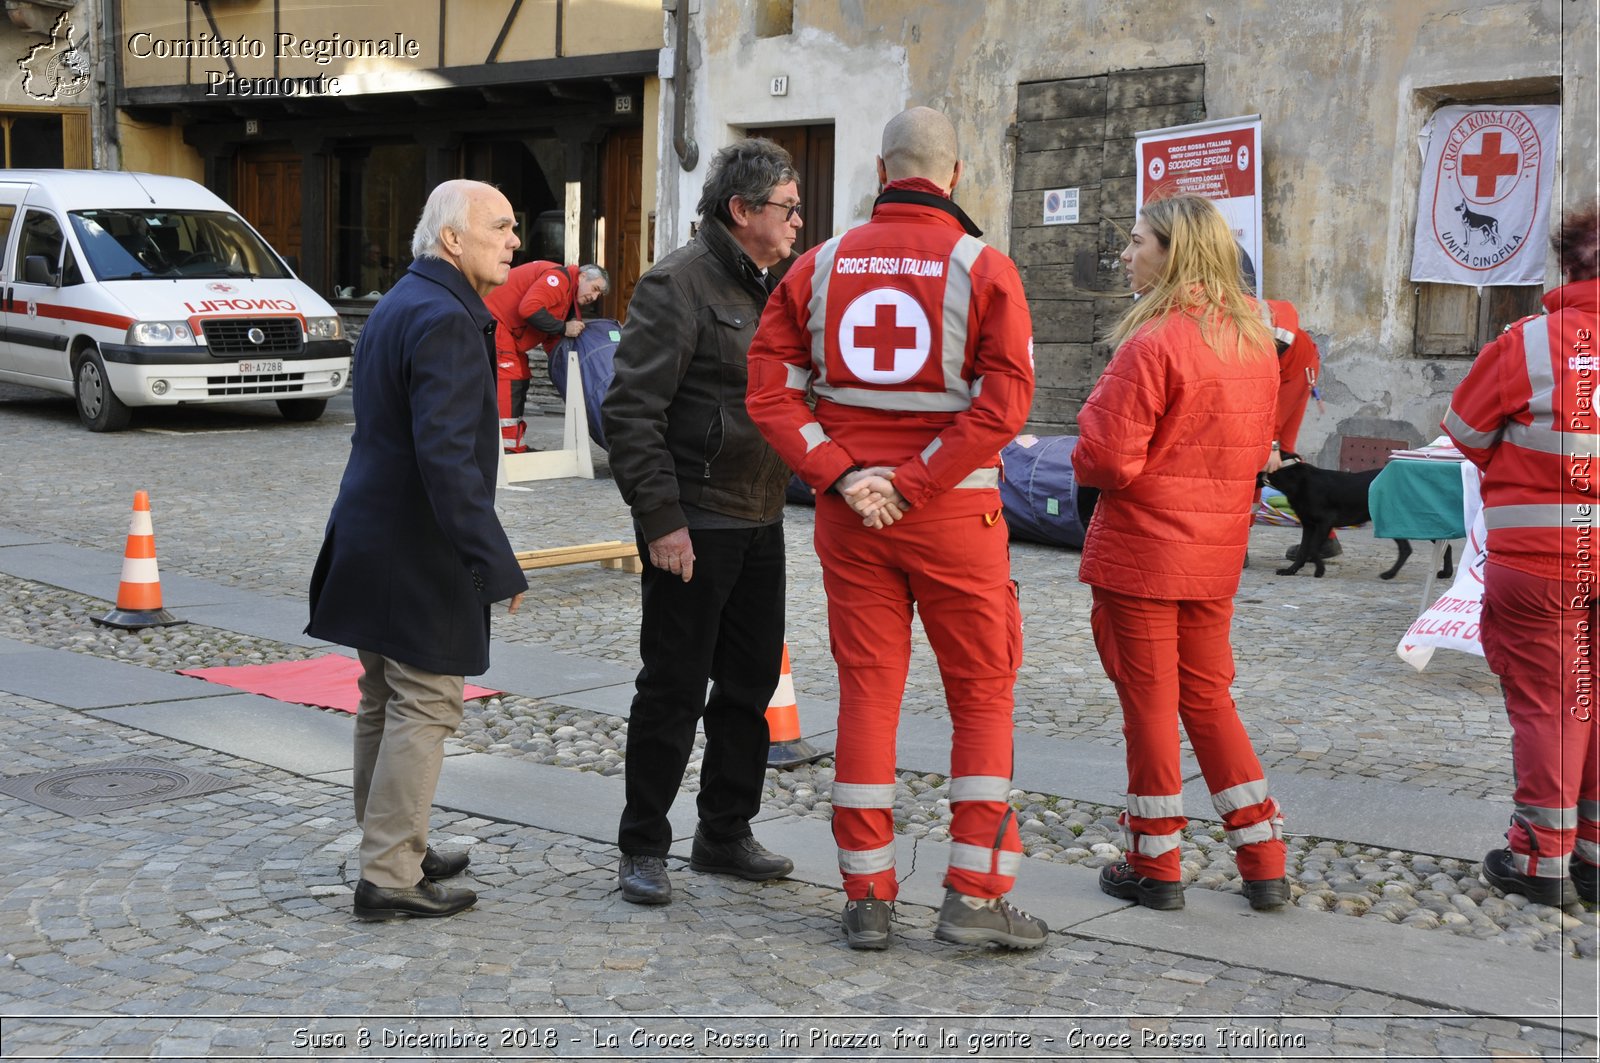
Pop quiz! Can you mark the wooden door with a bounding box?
[747,123,834,257]
[601,126,644,321]
[236,149,303,266]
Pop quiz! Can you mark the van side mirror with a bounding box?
[23,254,58,286]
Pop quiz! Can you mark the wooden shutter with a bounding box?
[60,111,90,169]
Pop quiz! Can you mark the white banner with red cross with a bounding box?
[1135,115,1263,294]
[1410,105,1560,287]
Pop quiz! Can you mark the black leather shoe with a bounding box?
[353,878,476,920]
[420,847,469,881]
[619,854,672,905]
[689,830,794,881]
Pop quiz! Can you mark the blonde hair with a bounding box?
[1106,194,1274,362]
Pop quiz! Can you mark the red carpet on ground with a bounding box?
[178,654,501,714]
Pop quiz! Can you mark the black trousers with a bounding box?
[618,522,786,856]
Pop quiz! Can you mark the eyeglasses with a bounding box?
[756,199,803,222]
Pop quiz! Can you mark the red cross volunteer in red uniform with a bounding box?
[1443,202,1600,909]
[747,106,1046,951]
[1074,194,1290,914]
[484,261,608,451]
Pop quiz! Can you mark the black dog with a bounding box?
[1265,458,1454,580]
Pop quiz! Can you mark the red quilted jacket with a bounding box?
[1073,309,1277,600]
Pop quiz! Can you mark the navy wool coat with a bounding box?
[307,256,529,676]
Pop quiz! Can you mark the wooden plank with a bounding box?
[516,540,640,571]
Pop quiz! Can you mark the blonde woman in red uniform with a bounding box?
[1073,194,1290,912]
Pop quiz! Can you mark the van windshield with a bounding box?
[68,209,293,282]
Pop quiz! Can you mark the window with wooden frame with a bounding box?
[0,108,90,169]
[1411,89,1557,358]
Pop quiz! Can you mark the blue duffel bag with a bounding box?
[999,435,1099,549]
[548,318,622,449]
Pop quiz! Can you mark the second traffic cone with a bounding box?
[93,490,185,630]
[765,643,827,770]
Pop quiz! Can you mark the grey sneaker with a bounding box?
[841,886,893,950]
[933,887,1048,949]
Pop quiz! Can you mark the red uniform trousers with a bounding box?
[1480,561,1600,878]
[815,492,1022,902]
[1089,587,1285,882]
[496,343,531,452]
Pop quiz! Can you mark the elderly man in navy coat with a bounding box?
[308,179,529,920]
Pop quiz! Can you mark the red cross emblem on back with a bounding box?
[855,304,919,372]
[1460,132,1519,198]
[837,288,932,384]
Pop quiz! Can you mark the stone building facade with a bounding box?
[659,0,1598,463]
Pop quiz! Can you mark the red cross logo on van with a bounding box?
[837,289,930,384]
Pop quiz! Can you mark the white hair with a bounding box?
[411,180,489,260]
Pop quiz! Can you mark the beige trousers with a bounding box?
[352,650,464,888]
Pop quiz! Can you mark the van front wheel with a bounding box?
[74,349,133,432]
[277,398,327,422]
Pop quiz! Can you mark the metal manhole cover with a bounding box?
[0,756,237,817]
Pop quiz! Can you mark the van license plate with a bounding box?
[238,360,284,374]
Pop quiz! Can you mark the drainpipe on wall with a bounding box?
[668,0,697,171]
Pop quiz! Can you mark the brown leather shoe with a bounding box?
[420,847,469,881]
[353,878,476,920]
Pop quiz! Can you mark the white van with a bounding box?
[0,170,351,431]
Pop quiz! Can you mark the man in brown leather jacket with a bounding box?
[601,138,800,905]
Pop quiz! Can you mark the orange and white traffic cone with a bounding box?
[765,643,827,770]
[93,490,185,630]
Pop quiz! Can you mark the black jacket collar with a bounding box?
[873,188,984,238]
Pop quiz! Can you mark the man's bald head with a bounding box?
[879,106,960,188]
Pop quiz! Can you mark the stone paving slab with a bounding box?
[1078,879,1599,1037]
[0,540,258,609]
[315,752,782,849]
[175,599,335,649]
[546,681,640,717]
[479,643,639,699]
[89,694,354,776]
[0,527,48,547]
[0,649,231,710]
[0,541,121,598]
[0,635,34,655]
[1184,771,1504,861]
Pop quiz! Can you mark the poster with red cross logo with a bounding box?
[1411,105,1560,286]
[1135,115,1263,293]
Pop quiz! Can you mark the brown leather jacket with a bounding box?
[602,217,792,541]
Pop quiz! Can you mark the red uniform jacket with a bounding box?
[484,261,581,378]
[1443,277,1599,580]
[1074,310,1277,600]
[1265,298,1321,453]
[747,190,1035,518]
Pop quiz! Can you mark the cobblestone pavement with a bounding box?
[1,386,1596,1059]
[1,694,1592,1061]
